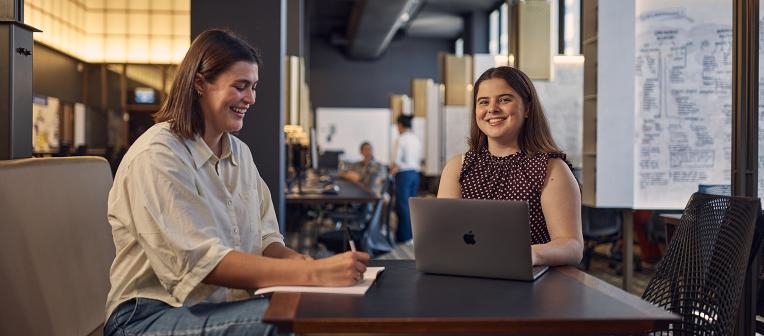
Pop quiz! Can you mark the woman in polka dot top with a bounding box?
[437,66,583,267]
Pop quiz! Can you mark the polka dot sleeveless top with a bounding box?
[459,148,572,244]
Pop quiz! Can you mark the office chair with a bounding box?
[53,143,71,157]
[580,206,622,270]
[74,144,88,156]
[641,192,760,335]
[317,177,393,257]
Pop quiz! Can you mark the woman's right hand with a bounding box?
[310,251,370,286]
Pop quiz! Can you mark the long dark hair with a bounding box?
[154,29,261,138]
[468,66,561,155]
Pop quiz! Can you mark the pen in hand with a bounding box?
[343,224,362,281]
[344,224,357,252]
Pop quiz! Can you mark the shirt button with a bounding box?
[233,226,239,233]
[227,199,233,207]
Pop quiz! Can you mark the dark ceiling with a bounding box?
[309,0,503,41]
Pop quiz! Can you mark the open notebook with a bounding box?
[254,267,385,295]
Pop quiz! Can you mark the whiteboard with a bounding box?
[533,56,584,168]
[597,0,636,208]
[316,108,391,165]
[473,54,496,83]
[444,105,470,161]
[633,0,732,209]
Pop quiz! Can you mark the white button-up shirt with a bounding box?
[392,130,422,172]
[105,122,284,318]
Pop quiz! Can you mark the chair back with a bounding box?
[641,192,760,335]
[0,157,115,335]
[581,206,621,239]
[362,175,394,256]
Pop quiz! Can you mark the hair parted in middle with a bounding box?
[468,66,561,156]
[154,29,261,139]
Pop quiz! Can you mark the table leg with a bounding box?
[298,206,325,254]
[307,208,325,255]
[622,209,634,292]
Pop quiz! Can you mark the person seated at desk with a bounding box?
[338,141,387,196]
[437,66,583,267]
[104,29,369,336]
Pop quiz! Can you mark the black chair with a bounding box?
[580,206,622,270]
[73,144,88,156]
[641,192,760,335]
[317,177,394,257]
[53,143,70,157]
[360,176,394,255]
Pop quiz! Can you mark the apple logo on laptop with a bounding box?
[463,231,476,245]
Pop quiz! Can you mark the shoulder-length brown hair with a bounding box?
[468,66,561,155]
[154,29,261,138]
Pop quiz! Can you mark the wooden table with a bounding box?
[264,260,679,334]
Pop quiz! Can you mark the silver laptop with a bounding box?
[409,197,548,281]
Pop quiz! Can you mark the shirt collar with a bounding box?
[221,133,239,166]
[185,133,238,170]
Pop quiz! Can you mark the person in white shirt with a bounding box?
[104,29,369,336]
[390,115,422,243]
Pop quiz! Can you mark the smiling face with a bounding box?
[474,78,528,145]
[196,61,259,138]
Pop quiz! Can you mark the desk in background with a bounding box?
[286,178,381,252]
[659,213,682,243]
[264,260,679,334]
[286,178,380,204]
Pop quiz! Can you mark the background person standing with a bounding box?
[391,115,422,244]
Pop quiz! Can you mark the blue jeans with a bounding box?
[395,170,420,242]
[104,297,276,336]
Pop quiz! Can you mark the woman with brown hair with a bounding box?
[104,29,368,335]
[437,66,583,267]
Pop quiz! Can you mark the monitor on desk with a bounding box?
[318,150,343,171]
[134,87,156,104]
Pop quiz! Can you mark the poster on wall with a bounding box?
[32,95,60,152]
[634,0,732,209]
[444,105,470,162]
